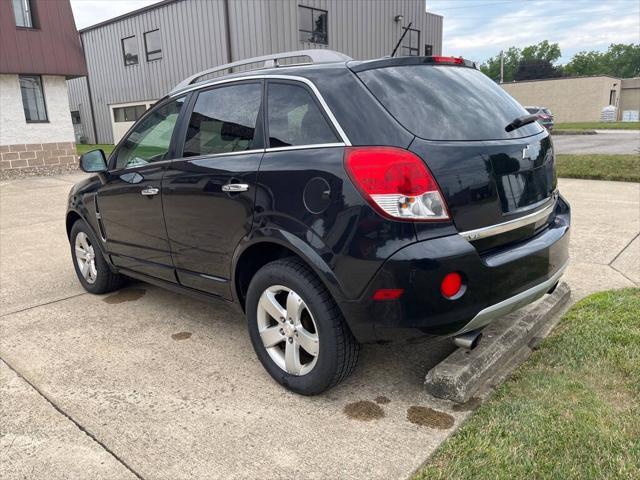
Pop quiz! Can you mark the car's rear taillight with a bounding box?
[344,147,450,222]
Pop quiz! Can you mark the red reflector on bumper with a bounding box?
[441,272,463,298]
[372,289,404,301]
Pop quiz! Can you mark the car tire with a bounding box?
[70,220,125,294]
[246,257,359,395]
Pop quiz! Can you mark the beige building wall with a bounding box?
[501,76,622,123]
[620,77,640,116]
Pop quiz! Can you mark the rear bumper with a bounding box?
[340,195,570,343]
[454,258,567,335]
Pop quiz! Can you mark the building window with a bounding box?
[121,36,139,66]
[298,5,328,45]
[425,44,433,56]
[144,29,162,62]
[12,0,34,28]
[113,105,147,123]
[70,110,81,125]
[402,28,420,56]
[19,75,48,123]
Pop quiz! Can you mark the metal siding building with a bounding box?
[68,0,443,144]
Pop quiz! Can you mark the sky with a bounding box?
[70,0,640,65]
[427,0,640,64]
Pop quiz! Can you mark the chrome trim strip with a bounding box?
[265,143,345,153]
[454,259,569,335]
[460,200,555,242]
[169,75,352,146]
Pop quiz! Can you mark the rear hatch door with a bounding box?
[352,59,556,249]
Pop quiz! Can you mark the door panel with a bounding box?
[163,153,262,297]
[162,81,264,297]
[98,166,175,281]
[97,96,186,282]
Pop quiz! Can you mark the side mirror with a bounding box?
[79,149,108,173]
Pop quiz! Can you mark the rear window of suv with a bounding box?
[357,65,542,141]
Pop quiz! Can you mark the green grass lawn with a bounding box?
[556,154,639,183]
[76,144,115,156]
[555,122,639,131]
[415,288,640,480]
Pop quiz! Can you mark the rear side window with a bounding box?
[357,65,542,141]
[183,82,261,157]
[267,82,339,148]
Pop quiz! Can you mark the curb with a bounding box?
[424,282,571,403]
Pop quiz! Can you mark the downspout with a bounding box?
[223,0,232,64]
[79,33,99,144]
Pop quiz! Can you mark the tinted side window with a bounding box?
[267,83,338,147]
[183,83,261,157]
[113,98,184,170]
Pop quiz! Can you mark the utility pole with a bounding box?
[500,50,504,84]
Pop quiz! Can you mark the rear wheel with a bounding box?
[70,220,124,294]
[246,258,359,395]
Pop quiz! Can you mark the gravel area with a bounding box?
[0,163,80,181]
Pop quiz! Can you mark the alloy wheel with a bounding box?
[256,285,319,376]
[75,231,98,284]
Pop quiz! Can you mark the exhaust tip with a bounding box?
[453,330,482,350]
[547,281,559,295]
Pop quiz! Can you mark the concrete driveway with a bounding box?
[1,173,638,479]
[553,130,640,154]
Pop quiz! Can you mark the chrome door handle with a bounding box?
[222,183,249,192]
[141,187,159,196]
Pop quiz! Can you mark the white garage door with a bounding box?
[111,100,156,144]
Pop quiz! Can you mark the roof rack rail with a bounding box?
[171,49,352,94]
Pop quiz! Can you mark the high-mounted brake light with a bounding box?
[431,56,464,65]
[344,147,450,222]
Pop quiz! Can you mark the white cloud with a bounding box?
[440,0,640,63]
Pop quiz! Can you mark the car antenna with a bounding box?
[390,22,412,58]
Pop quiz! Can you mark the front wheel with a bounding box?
[246,258,359,395]
[70,220,125,294]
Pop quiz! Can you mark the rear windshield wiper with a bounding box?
[505,114,539,132]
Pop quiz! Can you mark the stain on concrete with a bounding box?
[344,401,384,421]
[374,395,391,405]
[171,332,192,341]
[103,288,146,304]
[452,397,481,412]
[406,406,454,429]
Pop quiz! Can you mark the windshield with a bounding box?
[357,65,543,141]
[526,107,538,114]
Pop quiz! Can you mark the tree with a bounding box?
[564,44,640,78]
[513,59,562,81]
[520,40,562,64]
[480,41,562,82]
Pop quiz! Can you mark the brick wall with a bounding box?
[0,142,78,172]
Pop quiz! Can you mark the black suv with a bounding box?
[67,51,570,395]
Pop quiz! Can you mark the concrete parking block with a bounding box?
[0,361,137,480]
[424,282,571,403]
